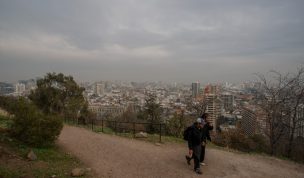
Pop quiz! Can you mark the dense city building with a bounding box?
[191,82,200,98]
[217,113,238,132]
[0,78,271,137]
[0,82,14,95]
[241,105,266,136]
[89,104,126,118]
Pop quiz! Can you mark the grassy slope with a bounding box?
[0,115,93,178]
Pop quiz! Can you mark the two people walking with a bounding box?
[185,113,213,174]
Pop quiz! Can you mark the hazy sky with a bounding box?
[0,0,303,83]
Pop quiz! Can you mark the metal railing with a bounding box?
[66,118,165,142]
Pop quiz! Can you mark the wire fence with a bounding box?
[65,118,166,143]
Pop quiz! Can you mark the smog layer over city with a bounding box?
[0,1,304,178]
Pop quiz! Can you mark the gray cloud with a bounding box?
[0,0,304,83]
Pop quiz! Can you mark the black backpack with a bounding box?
[183,126,192,141]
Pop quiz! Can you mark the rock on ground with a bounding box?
[71,168,85,177]
[135,132,148,138]
[27,150,37,161]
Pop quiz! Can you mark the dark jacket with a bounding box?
[202,122,213,142]
[187,125,205,150]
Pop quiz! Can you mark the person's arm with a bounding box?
[208,123,214,131]
[206,123,213,142]
[188,129,193,150]
[201,130,207,144]
[206,130,212,142]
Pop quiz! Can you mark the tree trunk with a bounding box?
[270,142,274,155]
[287,127,295,158]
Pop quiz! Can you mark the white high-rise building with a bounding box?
[95,83,105,96]
[15,83,25,95]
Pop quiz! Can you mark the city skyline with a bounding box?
[1,0,304,83]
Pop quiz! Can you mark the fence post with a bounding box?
[159,123,162,143]
[102,119,104,132]
[133,122,136,138]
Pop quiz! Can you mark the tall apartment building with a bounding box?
[204,84,219,95]
[205,94,222,129]
[221,92,235,112]
[192,82,200,98]
[241,105,266,136]
[203,85,222,129]
[241,107,257,136]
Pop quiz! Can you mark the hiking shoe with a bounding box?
[200,162,206,166]
[194,169,203,175]
[185,155,191,165]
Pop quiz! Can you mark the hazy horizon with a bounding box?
[1,0,304,83]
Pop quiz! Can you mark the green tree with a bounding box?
[167,110,188,138]
[143,93,163,132]
[29,73,87,121]
[0,96,20,114]
[0,97,63,147]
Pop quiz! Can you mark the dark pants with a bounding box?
[192,146,201,170]
[200,145,206,163]
[193,153,200,170]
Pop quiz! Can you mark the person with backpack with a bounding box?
[184,118,206,174]
[200,113,213,166]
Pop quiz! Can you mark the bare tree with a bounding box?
[255,66,304,156]
[282,67,304,157]
[186,96,208,117]
[255,71,292,155]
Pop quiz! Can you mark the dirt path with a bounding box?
[58,125,304,178]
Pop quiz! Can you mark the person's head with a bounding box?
[195,118,205,128]
[201,113,209,121]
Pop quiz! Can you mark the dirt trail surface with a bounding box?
[58,126,304,178]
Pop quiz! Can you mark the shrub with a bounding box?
[10,99,63,147]
[165,113,193,138]
[213,129,269,153]
[226,129,251,152]
[248,134,268,153]
[291,137,304,162]
[212,132,228,147]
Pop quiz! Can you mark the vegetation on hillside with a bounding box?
[0,72,88,147]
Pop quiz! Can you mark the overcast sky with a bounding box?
[0,0,303,83]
